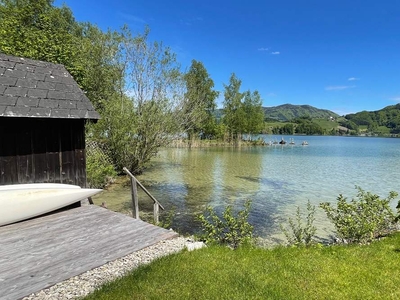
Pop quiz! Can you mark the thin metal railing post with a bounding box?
[153,202,159,224]
[130,176,140,219]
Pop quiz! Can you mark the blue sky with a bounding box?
[55,0,400,115]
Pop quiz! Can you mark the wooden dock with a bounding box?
[0,205,178,300]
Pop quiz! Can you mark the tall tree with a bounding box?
[222,73,245,142]
[78,24,122,111]
[182,60,219,143]
[0,0,83,79]
[242,90,265,134]
[0,0,121,110]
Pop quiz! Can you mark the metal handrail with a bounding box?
[123,167,164,224]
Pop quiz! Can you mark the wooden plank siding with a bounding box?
[0,118,87,186]
[0,124,17,184]
[0,205,179,300]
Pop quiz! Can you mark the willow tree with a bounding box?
[182,60,219,144]
[93,27,183,174]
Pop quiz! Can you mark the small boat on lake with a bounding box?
[0,183,102,226]
[301,141,309,145]
[279,138,286,145]
[289,138,295,145]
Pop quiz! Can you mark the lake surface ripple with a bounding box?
[120,136,400,243]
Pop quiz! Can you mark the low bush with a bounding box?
[320,186,398,244]
[86,149,117,189]
[280,200,317,247]
[197,200,253,249]
[149,207,176,230]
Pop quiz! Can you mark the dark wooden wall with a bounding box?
[0,118,86,187]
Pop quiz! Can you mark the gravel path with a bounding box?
[22,236,203,300]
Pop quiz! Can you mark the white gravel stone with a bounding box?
[186,241,206,251]
[22,236,203,300]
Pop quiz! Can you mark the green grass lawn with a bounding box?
[83,233,400,300]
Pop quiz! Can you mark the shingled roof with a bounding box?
[0,53,100,119]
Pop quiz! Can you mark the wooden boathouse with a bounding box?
[0,53,100,186]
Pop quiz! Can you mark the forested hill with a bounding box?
[345,103,400,133]
[263,104,339,121]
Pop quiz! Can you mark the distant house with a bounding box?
[0,53,100,186]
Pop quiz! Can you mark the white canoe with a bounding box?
[0,185,102,226]
[0,183,81,190]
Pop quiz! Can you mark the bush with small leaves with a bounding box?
[86,149,116,189]
[280,200,317,247]
[320,186,398,244]
[151,208,176,230]
[197,200,253,249]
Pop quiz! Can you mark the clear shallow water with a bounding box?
[112,136,400,242]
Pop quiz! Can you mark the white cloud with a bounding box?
[389,97,400,102]
[348,77,360,81]
[332,108,355,115]
[265,92,277,97]
[258,47,269,51]
[271,51,280,55]
[119,13,146,23]
[325,85,356,91]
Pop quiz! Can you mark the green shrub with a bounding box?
[149,207,176,230]
[320,186,398,244]
[280,200,317,247]
[197,200,253,249]
[86,149,117,189]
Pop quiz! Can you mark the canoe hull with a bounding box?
[0,185,102,226]
[0,183,81,190]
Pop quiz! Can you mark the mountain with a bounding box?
[263,104,339,122]
[345,103,400,133]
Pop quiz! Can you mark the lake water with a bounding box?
[99,136,400,243]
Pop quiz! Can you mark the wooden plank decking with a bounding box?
[0,205,178,300]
